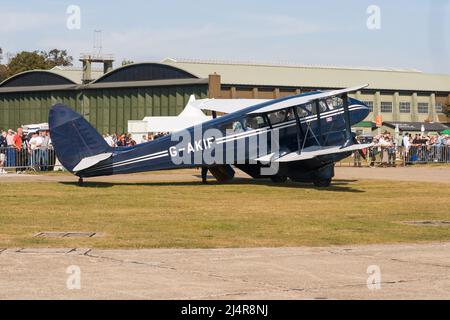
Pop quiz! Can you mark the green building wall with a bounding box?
[0,84,208,134]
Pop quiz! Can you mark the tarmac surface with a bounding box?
[1,243,450,299]
[1,166,449,299]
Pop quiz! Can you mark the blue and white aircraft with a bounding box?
[49,84,372,187]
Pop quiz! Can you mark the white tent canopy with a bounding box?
[128,95,273,143]
[142,95,211,133]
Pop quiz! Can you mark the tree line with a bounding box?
[0,48,73,82]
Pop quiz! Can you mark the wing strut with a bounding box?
[293,107,304,154]
[341,93,353,149]
[315,100,324,146]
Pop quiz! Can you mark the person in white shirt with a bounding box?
[103,134,115,147]
[29,132,43,168]
[402,133,410,150]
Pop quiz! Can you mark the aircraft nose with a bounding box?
[349,99,370,124]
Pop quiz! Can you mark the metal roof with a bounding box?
[50,66,104,84]
[161,58,450,93]
[383,121,450,132]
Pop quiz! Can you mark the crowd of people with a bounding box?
[0,128,53,173]
[1,125,449,173]
[353,131,450,167]
[102,132,170,147]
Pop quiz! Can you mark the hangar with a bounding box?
[0,58,449,134]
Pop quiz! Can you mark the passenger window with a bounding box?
[286,108,296,121]
[232,120,244,133]
[220,120,244,135]
[303,103,317,115]
[318,100,328,113]
[325,98,334,110]
[267,110,288,125]
[296,106,309,118]
[244,115,267,130]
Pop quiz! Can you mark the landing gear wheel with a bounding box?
[270,176,288,183]
[313,178,332,187]
[77,177,84,186]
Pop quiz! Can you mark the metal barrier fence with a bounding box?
[1,145,449,172]
[404,145,450,164]
[338,145,450,167]
[0,147,58,171]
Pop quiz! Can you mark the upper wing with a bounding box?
[249,84,369,114]
[191,98,269,114]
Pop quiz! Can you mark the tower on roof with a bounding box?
[79,30,115,84]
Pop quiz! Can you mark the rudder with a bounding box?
[49,104,111,173]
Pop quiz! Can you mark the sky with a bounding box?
[1,0,449,74]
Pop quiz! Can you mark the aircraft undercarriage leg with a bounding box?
[201,167,208,184]
[77,177,84,186]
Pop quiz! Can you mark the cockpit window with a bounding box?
[329,97,343,109]
[244,115,267,130]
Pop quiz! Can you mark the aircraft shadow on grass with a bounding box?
[59,178,364,193]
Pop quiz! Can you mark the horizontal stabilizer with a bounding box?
[276,143,373,162]
[73,152,113,172]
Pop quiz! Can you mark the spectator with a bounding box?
[29,132,43,169]
[127,134,136,146]
[13,128,23,172]
[0,130,7,148]
[103,133,115,147]
[0,130,6,174]
[39,130,51,171]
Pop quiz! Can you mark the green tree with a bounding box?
[122,59,134,66]
[41,49,73,68]
[0,64,8,82]
[7,51,50,76]
[6,49,74,78]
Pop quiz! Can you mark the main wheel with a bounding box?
[313,178,332,187]
[270,176,288,183]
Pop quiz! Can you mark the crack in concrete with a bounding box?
[390,258,450,269]
[82,250,176,271]
[78,250,295,293]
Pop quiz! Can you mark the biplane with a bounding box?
[49,84,372,187]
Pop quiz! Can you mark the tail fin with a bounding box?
[49,104,112,173]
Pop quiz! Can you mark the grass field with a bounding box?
[1,173,450,249]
